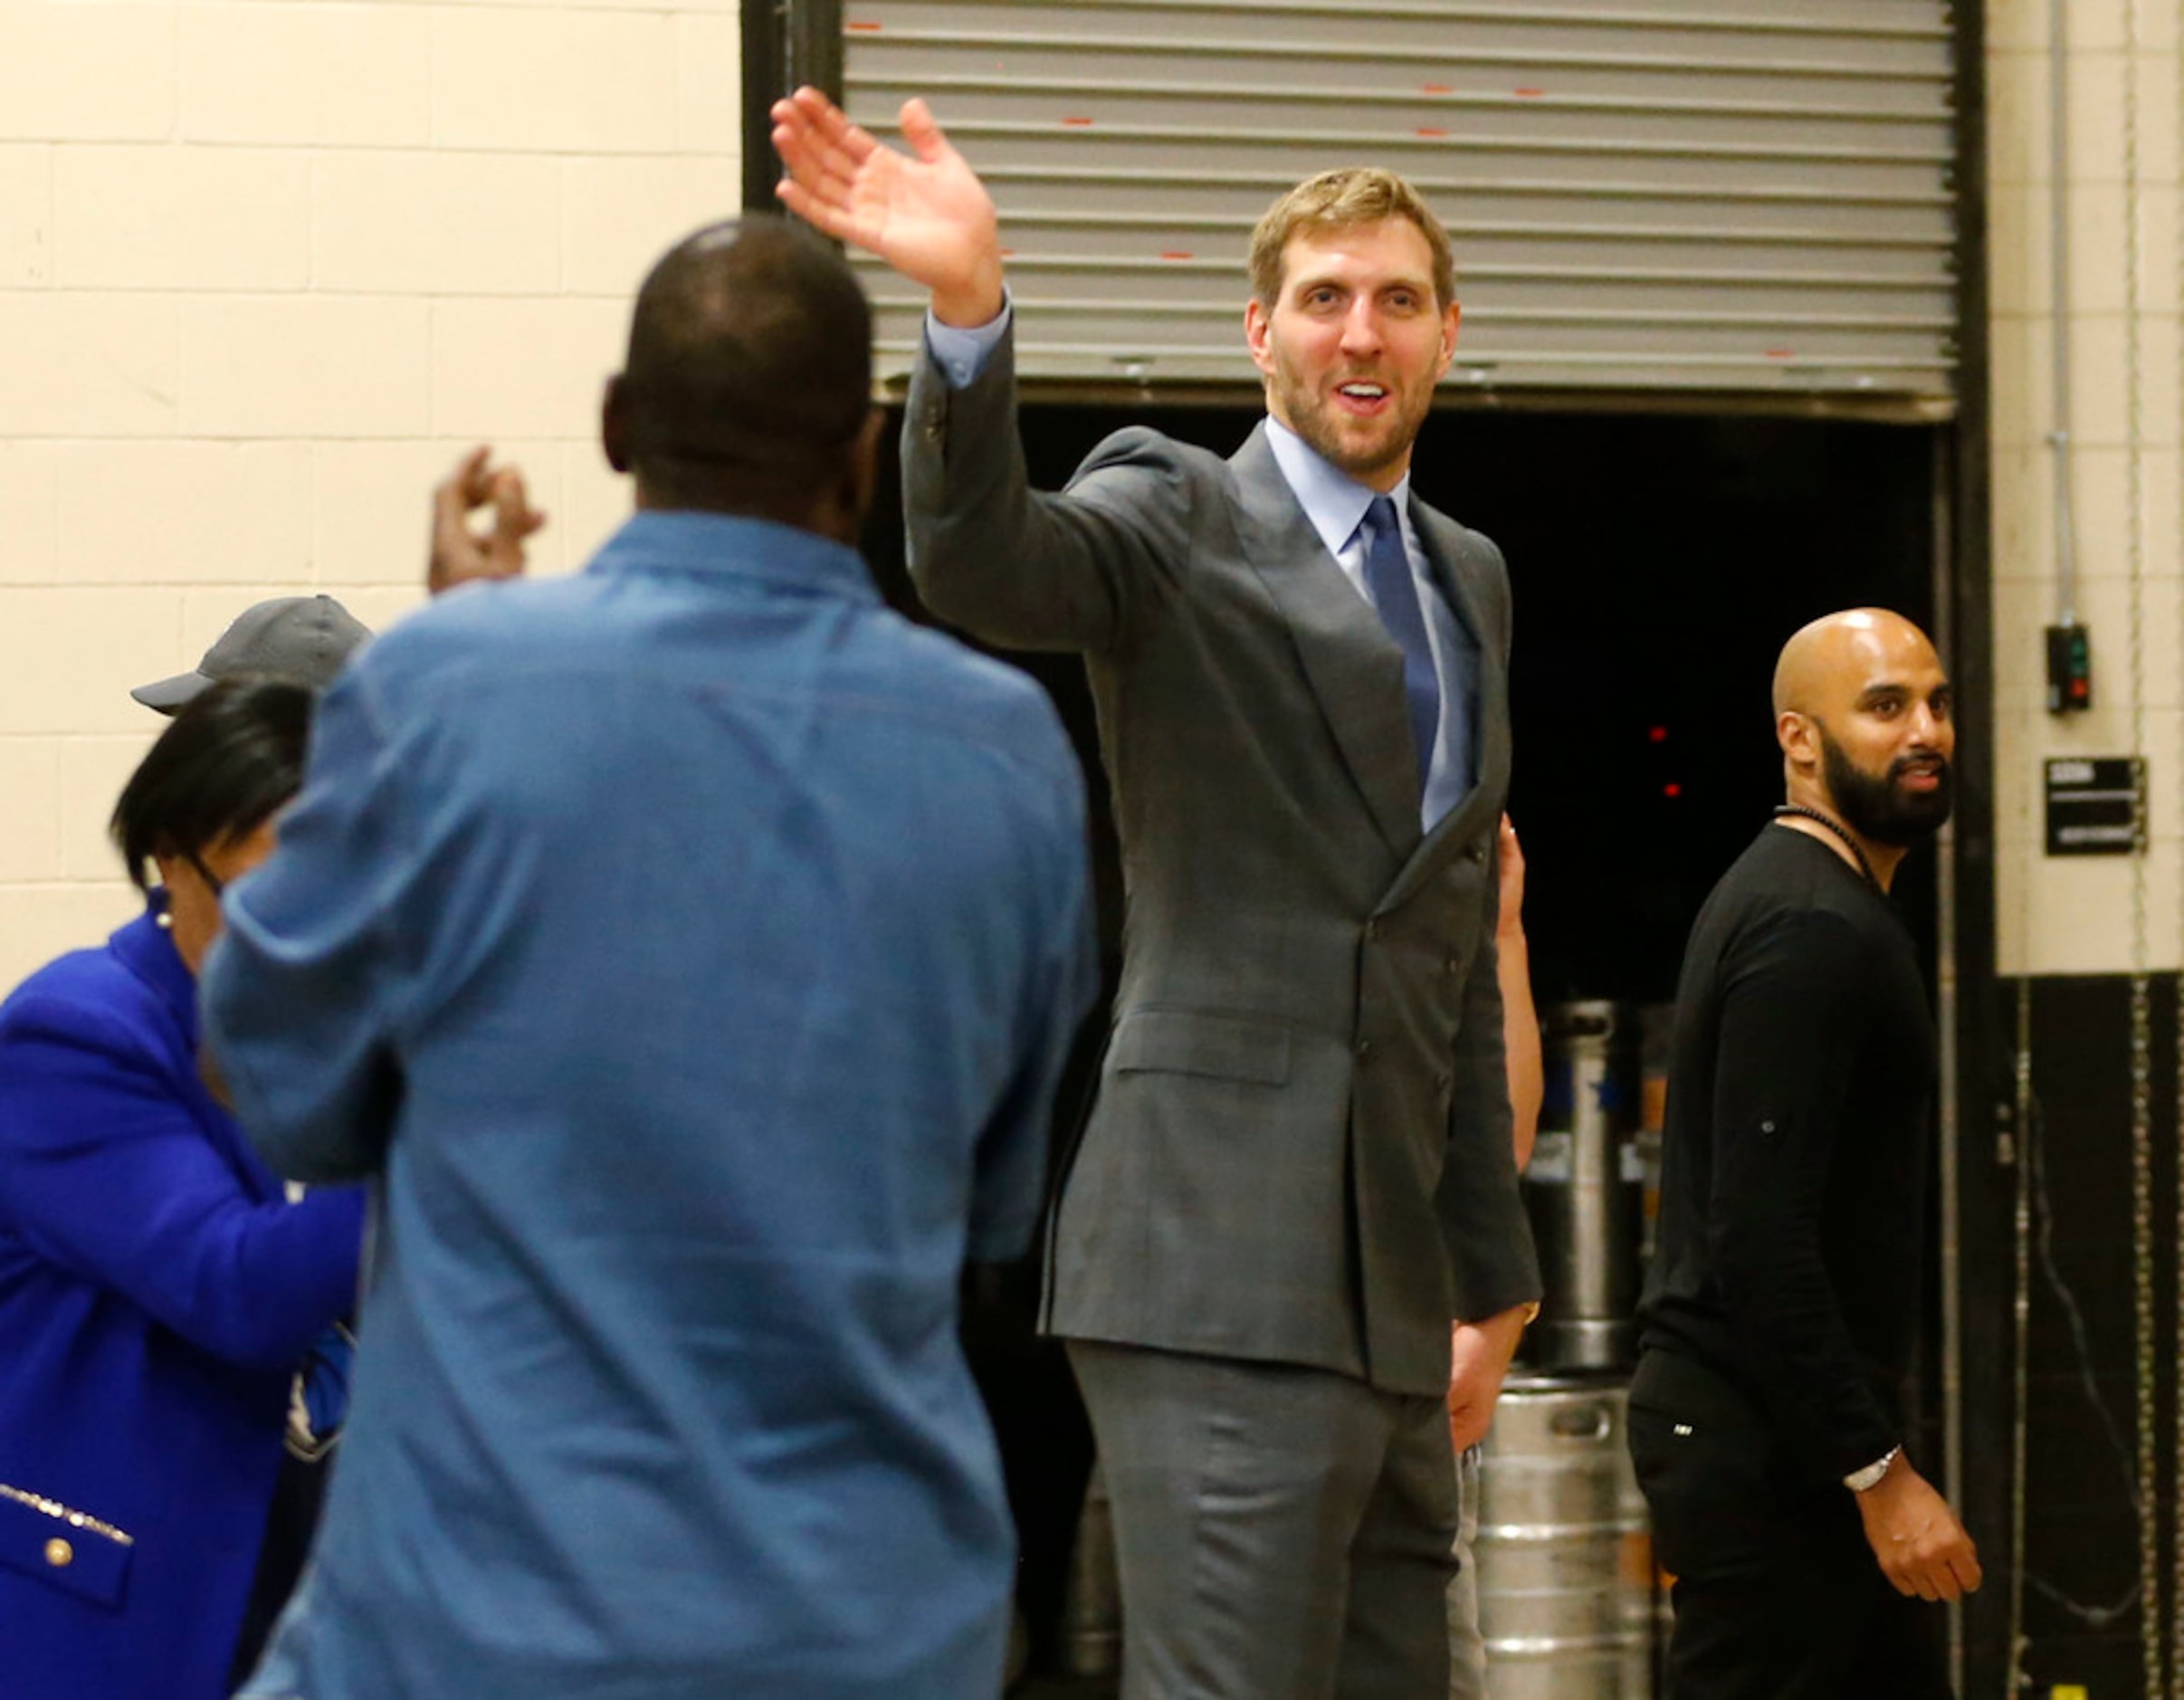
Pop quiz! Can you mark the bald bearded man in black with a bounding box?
[1630,608,1980,1699]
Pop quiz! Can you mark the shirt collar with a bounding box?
[586,510,881,606]
[1262,415,1414,559]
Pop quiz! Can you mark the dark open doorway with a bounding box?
[864,400,1943,1002]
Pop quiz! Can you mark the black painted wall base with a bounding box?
[1960,972,2179,1697]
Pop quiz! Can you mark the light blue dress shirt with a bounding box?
[205,511,1099,1700]
[1259,417,1479,826]
[927,304,1479,828]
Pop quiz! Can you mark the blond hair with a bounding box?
[1248,168,1457,310]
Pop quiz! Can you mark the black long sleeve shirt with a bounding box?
[1638,825,1934,1485]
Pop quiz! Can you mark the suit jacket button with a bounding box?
[1444,956,1460,977]
[45,1538,72,1568]
[1467,844,1485,864]
[1365,919,1383,941]
[1356,1039,1375,1065]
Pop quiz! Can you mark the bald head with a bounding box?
[603,216,877,535]
[1774,607,1954,853]
[1773,608,1941,721]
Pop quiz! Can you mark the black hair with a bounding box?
[616,215,873,490]
[110,677,314,892]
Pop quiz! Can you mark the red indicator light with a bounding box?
[1159,250,1194,262]
[1764,349,1795,359]
[1416,127,1448,138]
[1424,83,1454,94]
[845,19,882,29]
[1648,725,1668,744]
[1061,116,1094,127]
[1514,88,1545,98]
[1664,783,1683,798]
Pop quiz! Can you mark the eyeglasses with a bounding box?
[185,851,226,898]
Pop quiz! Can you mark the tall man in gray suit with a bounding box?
[776,89,1540,1700]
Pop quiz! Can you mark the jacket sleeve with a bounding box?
[903,322,1193,654]
[967,731,1102,1263]
[1435,846,1541,1321]
[202,669,413,1187]
[0,994,363,1371]
[1433,527,1538,1321]
[1708,907,1902,1477]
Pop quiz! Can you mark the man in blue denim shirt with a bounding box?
[203,219,1099,1700]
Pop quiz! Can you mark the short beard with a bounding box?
[1266,358,1428,486]
[1817,725,1954,847]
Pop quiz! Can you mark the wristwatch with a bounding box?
[1844,1445,1903,1494]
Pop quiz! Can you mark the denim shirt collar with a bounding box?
[586,511,881,606]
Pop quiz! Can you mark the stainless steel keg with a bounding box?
[1635,1003,1674,1269]
[1060,1461,1121,1677]
[1522,1001,1645,1371]
[1471,1372,1655,1699]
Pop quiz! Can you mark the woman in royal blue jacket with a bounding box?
[0,680,365,1700]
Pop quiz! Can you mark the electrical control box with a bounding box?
[2046,623,2092,713]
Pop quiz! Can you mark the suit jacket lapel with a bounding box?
[1380,504,1512,909]
[1228,426,1420,860]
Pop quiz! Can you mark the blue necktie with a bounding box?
[1359,495,1440,795]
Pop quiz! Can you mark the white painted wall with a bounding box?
[1988,0,2184,972]
[0,0,741,990]
[5,0,2166,983]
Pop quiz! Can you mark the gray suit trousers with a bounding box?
[1069,1342,1461,1700]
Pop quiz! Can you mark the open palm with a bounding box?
[771,88,1002,320]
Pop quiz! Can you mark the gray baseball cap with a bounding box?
[132,595,373,713]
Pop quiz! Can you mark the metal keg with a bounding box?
[1472,1372,1655,1699]
[1060,1460,1121,1676]
[1522,1001,1645,1371]
[1635,1002,1675,1268]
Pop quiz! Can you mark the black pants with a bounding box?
[1628,1350,1950,1700]
[226,1448,331,1690]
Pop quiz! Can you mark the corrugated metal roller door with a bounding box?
[838,1,1958,402]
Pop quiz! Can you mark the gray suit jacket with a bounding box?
[905,330,1540,1398]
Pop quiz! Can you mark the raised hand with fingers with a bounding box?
[769,86,1006,328]
[429,445,545,597]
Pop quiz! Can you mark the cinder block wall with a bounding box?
[1988,0,2184,972]
[0,0,740,992]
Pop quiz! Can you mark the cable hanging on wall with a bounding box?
[2172,0,2184,1680]
[2005,1,2171,1690]
[2169,0,2184,1680]
[2118,0,2161,1691]
[2006,970,2032,1697]
[2006,0,2082,1680]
